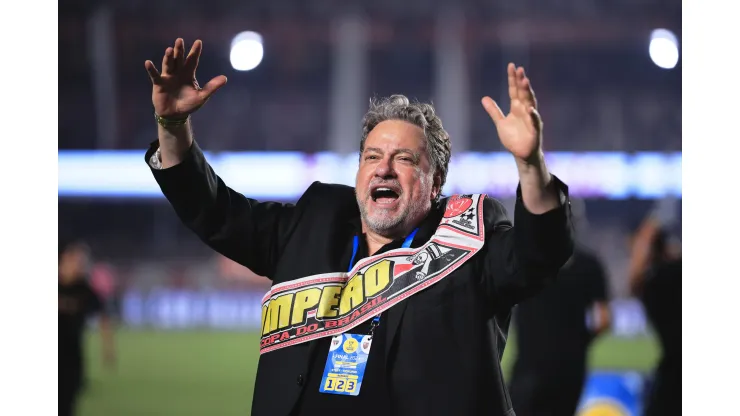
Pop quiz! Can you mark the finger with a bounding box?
[173,38,185,72]
[162,47,175,76]
[481,96,505,125]
[521,76,537,108]
[518,68,538,109]
[529,107,543,133]
[144,60,162,85]
[183,39,203,79]
[199,75,228,101]
[507,63,518,102]
[515,66,525,100]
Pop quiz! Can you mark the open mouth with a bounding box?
[371,187,400,205]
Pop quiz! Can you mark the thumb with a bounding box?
[199,75,228,101]
[481,96,505,126]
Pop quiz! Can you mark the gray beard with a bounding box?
[358,199,409,236]
[356,193,430,237]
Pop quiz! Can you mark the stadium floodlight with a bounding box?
[230,31,264,71]
[649,28,679,70]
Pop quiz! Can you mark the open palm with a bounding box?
[481,63,543,162]
[145,38,227,119]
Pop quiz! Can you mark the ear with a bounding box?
[431,174,442,200]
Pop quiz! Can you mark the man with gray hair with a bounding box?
[144,39,573,416]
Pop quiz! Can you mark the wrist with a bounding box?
[156,115,192,140]
[515,152,551,185]
[515,151,562,214]
[156,118,194,169]
[154,112,190,128]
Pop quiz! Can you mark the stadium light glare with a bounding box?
[230,31,264,71]
[649,28,679,70]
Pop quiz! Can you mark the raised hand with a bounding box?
[145,39,227,120]
[481,63,543,163]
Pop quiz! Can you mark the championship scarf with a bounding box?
[259,193,487,354]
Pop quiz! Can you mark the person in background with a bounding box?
[58,240,116,416]
[628,199,681,416]
[91,261,118,318]
[508,198,611,416]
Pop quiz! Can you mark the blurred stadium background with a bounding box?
[59,0,680,415]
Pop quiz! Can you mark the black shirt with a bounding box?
[59,278,103,379]
[512,247,608,373]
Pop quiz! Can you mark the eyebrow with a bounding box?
[364,147,420,162]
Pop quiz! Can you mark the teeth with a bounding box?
[377,188,391,192]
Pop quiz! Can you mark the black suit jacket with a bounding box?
[146,141,574,416]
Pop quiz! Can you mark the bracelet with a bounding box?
[154,113,190,127]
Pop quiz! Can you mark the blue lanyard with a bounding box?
[348,227,419,273]
[348,228,419,329]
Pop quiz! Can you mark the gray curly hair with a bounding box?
[360,95,452,190]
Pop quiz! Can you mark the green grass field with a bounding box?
[78,329,660,416]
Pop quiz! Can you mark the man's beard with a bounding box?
[357,178,431,237]
[358,199,411,236]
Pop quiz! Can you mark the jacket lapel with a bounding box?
[384,200,445,364]
[384,294,409,361]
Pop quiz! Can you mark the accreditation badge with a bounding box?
[318,333,373,396]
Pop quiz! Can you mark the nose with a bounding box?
[374,157,396,179]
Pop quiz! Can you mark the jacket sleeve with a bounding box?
[480,175,574,313]
[145,140,303,278]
